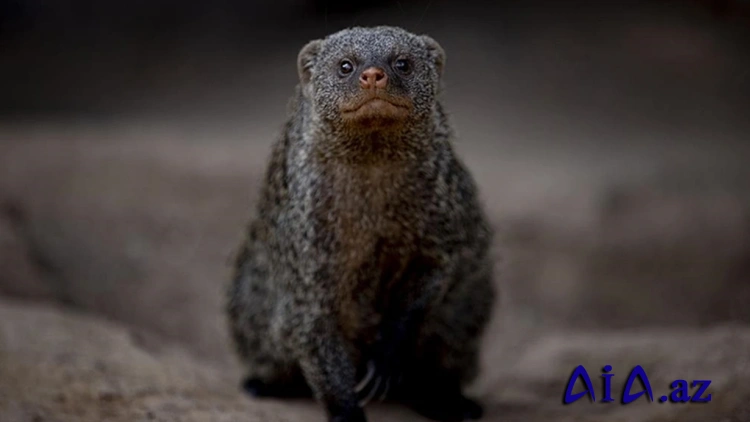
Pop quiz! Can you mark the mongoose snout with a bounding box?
[341,64,412,125]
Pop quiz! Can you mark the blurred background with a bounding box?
[1,1,750,421]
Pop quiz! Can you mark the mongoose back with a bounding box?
[227,26,496,422]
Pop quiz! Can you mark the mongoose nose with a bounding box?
[359,67,387,90]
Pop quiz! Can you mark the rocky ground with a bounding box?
[2,291,750,422]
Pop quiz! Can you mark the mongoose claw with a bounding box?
[354,360,376,394]
[354,358,399,407]
[357,372,382,407]
[355,360,385,407]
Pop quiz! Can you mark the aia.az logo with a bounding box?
[563,365,712,404]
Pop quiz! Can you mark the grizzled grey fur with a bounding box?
[227,26,496,422]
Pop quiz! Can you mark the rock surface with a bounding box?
[2,297,750,422]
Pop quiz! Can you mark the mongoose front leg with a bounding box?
[355,262,442,406]
[354,308,422,406]
[294,315,367,422]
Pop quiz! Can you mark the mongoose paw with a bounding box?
[241,377,312,399]
[407,393,484,421]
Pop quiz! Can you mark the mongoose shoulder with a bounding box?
[227,25,497,422]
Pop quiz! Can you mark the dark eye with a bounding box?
[339,60,354,75]
[393,58,411,73]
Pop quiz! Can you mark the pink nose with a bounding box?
[359,67,388,89]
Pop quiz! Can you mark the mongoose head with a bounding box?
[297,26,445,133]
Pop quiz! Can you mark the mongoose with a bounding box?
[226,26,496,422]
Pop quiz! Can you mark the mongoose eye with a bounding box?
[339,60,354,76]
[393,58,411,74]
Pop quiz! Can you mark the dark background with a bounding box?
[1,1,750,421]
[3,0,749,120]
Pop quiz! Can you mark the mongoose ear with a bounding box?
[298,39,323,86]
[420,35,446,77]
